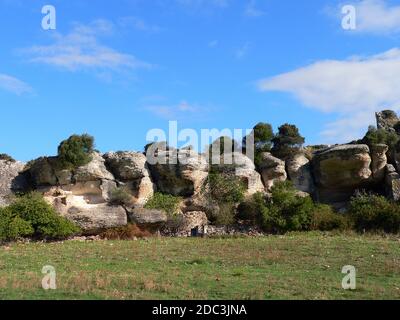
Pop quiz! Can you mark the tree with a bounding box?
[243,122,274,167]
[271,124,305,159]
[57,134,94,169]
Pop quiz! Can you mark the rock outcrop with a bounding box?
[286,153,314,194]
[370,144,388,182]
[147,149,208,197]
[312,145,372,205]
[376,110,399,132]
[128,207,168,229]
[217,152,264,197]
[0,160,27,206]
[104,151,154,205]
[258,153,287,190]
[385,164,400,201]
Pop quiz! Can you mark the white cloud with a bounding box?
[22,20,151,73]
[145,100,201,119]
[245,0,265,17]
[118,17,161,33]
[336,0,400,34]
[0,74,32,95]
[258,48,400,143]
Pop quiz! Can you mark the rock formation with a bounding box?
[258,152,287,190]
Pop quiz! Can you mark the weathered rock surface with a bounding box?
[258,153,287,190]
[370,144,388,182]
[376,110,399,132]
[0,160,27,207]
[104,151,154,205]
[286,153,314,194]
[312,144,372,205]
[128,207,168,227]
[148,149,208,197]
[216,152,264,196]
[385,164,400,201]
[43,188,127,232]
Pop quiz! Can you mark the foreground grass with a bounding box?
[0,232,399,300]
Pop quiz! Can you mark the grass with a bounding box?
[0,232,399,300]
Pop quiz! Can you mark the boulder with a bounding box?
[385,164,400,201]
[127,207,168,227]
[286,153,314,194]
[43,188,127,232]
[0,160,27,206]
[148,149,208,197]
[217,152,264,196]
[176,211,208,236]
[104,151,149,181]
[258,153,287,190]
[370,144,388,182]
[312,144,372,205]
[74,152,114,182]
[103,151,154,205]
[376,110,399,132]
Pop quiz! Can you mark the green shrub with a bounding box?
[348,193,400,233]
[57,134,94,169]
[145,193,182,216]
[0,153,15,162]
[237,192,266,225]
[0,207,34,241]
[310,204,350,231]
[361,125,399,149]
[204,172,246,204]
[109,187,133,206]
[0,192,80,240]
[243,123,274,167]
[213,203,236,226]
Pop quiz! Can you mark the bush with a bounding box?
[237,192,266,225]
[109,187,133,206]
[57,134,94,169]
[100,224,152,240]
[0,153,15,162]
[0,208,34,240]
[145,193,182,216]
[348,193,400,233]
[361,125,399,149]
[310,204,350,231]
[204,172,246,204]
[213,203,236,226]
[0,193,79,241]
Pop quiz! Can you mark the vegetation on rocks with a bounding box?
[0,192,79,241]
[272,123,305,159]
[0,154,15,163]
[57,134,95,169]
[145,192,182,217]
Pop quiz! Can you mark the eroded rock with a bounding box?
[258,152,287,190]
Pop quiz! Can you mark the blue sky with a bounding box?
[1,0,400,161]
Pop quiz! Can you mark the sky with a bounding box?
[1,0,400,161]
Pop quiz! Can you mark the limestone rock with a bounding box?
[74,152,114,182]
[43,189,127,232]
[312,144,372,205]
[385,164,400,201]
[258,152,287,190]
[370,144,388,182]
[286,153,314,194]
[148,149,208,197]
[313,145,372,188]
[0,160,27,206]
[128,207,168,227]
[104,151,154,205]
[104,151,148,181]
[218,152,264,196]
[376,110,399,132]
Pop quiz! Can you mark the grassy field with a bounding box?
[0,232,399,300]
